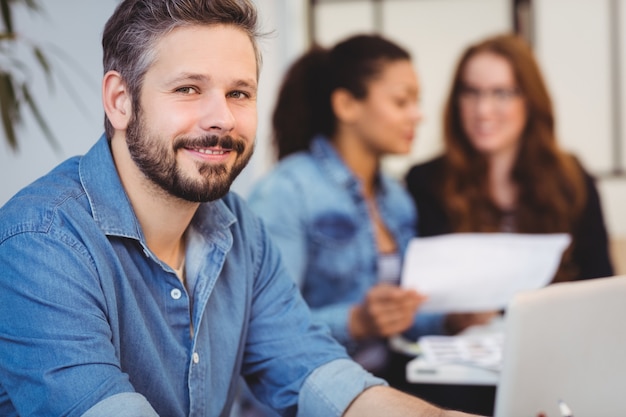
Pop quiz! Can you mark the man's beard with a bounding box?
[125,108,253,202]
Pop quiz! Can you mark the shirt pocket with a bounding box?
[309,212,366,285]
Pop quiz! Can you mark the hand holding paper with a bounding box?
[400,233,571,312]
[350,284,425,339]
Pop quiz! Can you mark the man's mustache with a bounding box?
[174,135,246,154]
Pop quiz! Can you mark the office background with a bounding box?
[1,0,624,272]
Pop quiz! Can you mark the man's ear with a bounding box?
[331,88,361,124]
[102,70,132,130]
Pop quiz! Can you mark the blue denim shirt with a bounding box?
[247,137,445,354]
[0,135,384,417]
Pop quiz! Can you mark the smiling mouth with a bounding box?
[175,134,246,157]
[192,147,230,155]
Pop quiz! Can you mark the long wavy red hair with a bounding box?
[441,34,586,280]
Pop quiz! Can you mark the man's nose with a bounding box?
[199,94,236,133]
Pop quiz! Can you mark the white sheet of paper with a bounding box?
[401,233,571,312]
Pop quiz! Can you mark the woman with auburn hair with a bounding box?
[405,33,613,282]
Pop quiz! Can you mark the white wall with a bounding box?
[533,0,626,241]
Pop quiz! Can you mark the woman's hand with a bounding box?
[349,284,426,340]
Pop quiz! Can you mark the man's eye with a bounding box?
[176,86,197,94]
[228,90,249,99]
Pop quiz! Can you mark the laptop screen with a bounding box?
[494,275,626,417]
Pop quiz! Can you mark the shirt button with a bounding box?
[192,352,200,364]
[170,288,182,300]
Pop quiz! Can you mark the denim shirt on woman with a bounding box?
[248,136,446,354]
[0,135,385,417]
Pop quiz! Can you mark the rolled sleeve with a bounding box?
[298,358,387,417]
[81,393,158,417]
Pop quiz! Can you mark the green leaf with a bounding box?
[0,72,18,149]
[23,0,41,11]
[0,0,13,34]
[33,46,54,90]
[0,31,15,41]
[21,83,60,152]
[33,46,50,73]
[0,71,19,120]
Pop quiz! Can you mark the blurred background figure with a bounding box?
[248,34,432,381]
[247,34,493,396]
[405,33,614,283]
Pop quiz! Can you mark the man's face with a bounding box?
[126,24,258,202]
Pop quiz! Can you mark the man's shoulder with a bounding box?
[0,157,87,240]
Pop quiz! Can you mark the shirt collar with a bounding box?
[78,135,237,242]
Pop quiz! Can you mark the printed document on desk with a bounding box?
[406,333,503,386]
[400,233,571,312]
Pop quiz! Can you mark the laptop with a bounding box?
[494,275,626,417]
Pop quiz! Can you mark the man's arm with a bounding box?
[344,386,485,417]
[0,231,143,416]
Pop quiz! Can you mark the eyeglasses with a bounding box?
[458,86,521,106]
